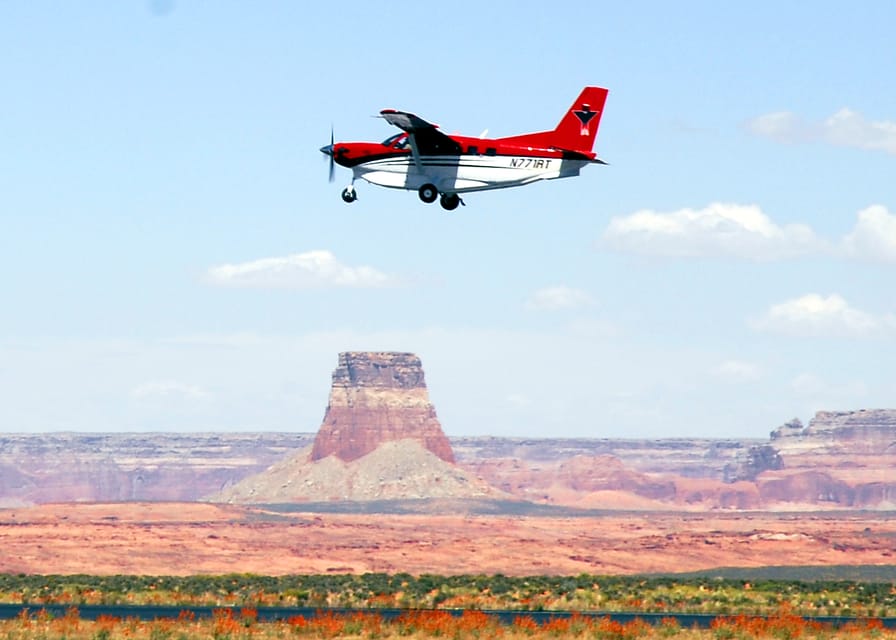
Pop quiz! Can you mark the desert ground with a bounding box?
[1,502,895,576]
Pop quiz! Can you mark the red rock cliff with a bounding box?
[309,352,455,464]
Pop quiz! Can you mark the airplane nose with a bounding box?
[321,141,337,183]
[322,127,338,182]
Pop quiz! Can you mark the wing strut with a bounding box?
[406,133,423,172]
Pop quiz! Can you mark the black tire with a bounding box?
[418,183,438,203]
[440,193,460,211]
[341,188,356,203]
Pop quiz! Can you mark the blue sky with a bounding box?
[2,2,894,438]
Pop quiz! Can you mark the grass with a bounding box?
[2,573,895,618]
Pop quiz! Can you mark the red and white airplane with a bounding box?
[320,86,609,210]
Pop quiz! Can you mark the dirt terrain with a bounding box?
[2,502,895,576]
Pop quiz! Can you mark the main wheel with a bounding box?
[418,183,438,203]
[341,187,357,203]
[440,193,460,211]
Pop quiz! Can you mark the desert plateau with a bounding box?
[2,502,895,577]
[2,353,896,578]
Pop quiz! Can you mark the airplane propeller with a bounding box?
[319,127,336,183]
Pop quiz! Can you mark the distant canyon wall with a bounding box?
[1,408,895,510]
[0,433,310,506]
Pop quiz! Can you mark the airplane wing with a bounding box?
[380,109,436,132]
[380,109,462,157]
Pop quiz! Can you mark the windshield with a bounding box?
[381,133,409,149]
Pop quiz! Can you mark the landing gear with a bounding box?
[439,193,461,211]
[418,183,438,204]
[341,186,357,203]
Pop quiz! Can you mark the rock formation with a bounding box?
[772,409,896,455]
[758,471,855,505]
[0,432,309,506]
[755,410,896,508]
[456,410,896,510]
[3,404,896,511]
[770,417,804,440]
[310,352,455,464]
[208,352,503,504]
[464,455,677,506]
[211,441,499,503]
[724,444,784,482]
[453,436,762,480]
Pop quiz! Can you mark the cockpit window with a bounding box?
[381,133,409,149]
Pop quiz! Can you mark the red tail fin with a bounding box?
[500,86,609,154]
[551,86,609,153]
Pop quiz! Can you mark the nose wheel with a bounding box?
[341,186,357,203]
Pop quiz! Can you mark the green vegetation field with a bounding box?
[3,573,895,617]
[1,573,895,639]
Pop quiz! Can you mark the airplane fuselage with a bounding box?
[334,136,591,195]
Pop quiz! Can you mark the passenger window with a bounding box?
[467,145,478,155]
[485,148,496,156]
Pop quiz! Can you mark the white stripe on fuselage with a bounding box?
[352,155,589,194]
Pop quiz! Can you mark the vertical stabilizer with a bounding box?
[549,86,609,153]
[498,86,609,154]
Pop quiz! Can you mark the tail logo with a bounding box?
[573,104,598,136]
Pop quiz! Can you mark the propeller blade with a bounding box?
[328,127,335,183]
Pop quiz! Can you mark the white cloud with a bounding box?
[823,109,896,154]
[744,111,812,144]
[745,108,896,155]
[751,293,895,338]
[205,250,397,289]
[600,202,824,260]
[600,203,896,264]
[713,360,761,382]
[131,380,210,400]
[525,285,595,311]
[842,205,896,262]
[790,372,868,400]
